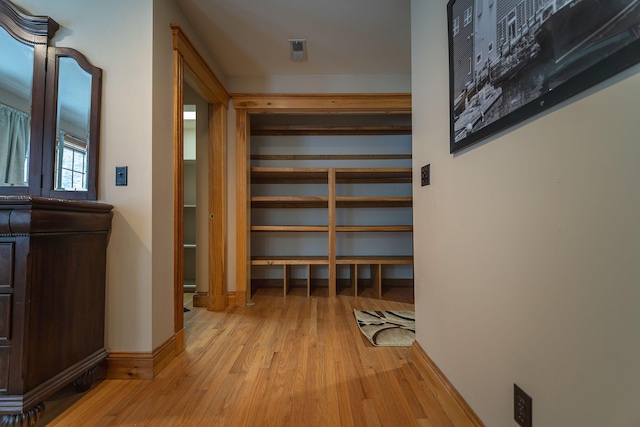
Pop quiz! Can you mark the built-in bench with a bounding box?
[251,255,413,298]
[337,256,414,298]
[251,256,329,297]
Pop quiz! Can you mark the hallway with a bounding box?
[42,289,477,426]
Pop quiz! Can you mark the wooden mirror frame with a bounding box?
[0,0,102,200]
[0,0,57,196]
[42,47,102,200]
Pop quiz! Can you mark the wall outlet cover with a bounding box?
[421,164,430,186]
[514,384,532,427]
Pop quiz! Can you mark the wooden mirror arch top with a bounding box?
[0,0,59,44]
[0,0,102,200]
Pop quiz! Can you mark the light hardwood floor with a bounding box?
[40,287,477,426]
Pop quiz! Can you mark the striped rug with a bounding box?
[353,310,415,347]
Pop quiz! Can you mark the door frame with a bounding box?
[172,24,230,348]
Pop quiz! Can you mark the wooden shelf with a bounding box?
[251,256,330,265]
[251,225,328,232]
[251,167,412,183]
[250,125,412,136]
[250,154,411,161]
[250,165,413,298]
[251,196,328,208]
[335,168,412,183]
[336,256,413,264]
[251,167,329,184]
[336,225,412,232]
[335,196,412,208]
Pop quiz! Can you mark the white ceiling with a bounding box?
[176,0,412,78]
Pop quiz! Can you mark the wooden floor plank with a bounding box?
[40,288,481,426]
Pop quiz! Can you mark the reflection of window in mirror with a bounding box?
[54,56,92,191]
[55,132,87,190]
[0,25,34,186]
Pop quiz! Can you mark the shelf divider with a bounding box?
[328,168,336,298]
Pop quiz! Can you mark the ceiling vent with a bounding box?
[289,39,307,62]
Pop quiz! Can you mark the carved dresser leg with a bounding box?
[0,402,45,427]
[73,366,97,393]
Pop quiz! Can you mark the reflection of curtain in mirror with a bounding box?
[0,104,30,185]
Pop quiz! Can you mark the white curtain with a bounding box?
[0,104,30,185]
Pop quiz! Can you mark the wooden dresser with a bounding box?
[0,197,112,425]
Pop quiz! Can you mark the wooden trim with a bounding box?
[171,24,230,107]
[106,335,178,380]
[410,342,485,427]
[193,291,209,308]
[174,327,186,358]
[173,23,230,323]
[328,168,336,298]
[232,93,411,113]
[351,264,358,296]
[173,48,185,335]
[226,291,237,307]
[235,109,250,304]
[250,125,412,135]
[234,290,246,307]
[284,265,291,297]
[372,264,382,298]
[251,154,412,161]
[210,104,227,311]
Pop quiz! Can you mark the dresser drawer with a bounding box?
[0,243,14,291]
[0,294,10,341]
[0,346,9,393]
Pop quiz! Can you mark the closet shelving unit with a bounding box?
[249,122,413,299]
[183,159,197,292]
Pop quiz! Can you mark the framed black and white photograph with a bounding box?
[448,0,640,153]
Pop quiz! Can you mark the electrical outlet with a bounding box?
[514,384,532,427]
[421,164,430,186]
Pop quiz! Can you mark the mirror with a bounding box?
[0,25,33,186]
[54,57,92,191]
[44,47,102,199]
[0,0,102,200]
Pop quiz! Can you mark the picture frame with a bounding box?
[447,0,640,153]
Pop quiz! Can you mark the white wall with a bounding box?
[17,0,157,352]
[15,0,226,352]
[411,1,640,426]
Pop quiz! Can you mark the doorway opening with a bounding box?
[182,84,212,319]
[172,24,230,352]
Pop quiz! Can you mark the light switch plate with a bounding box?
[116,166,128,186]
